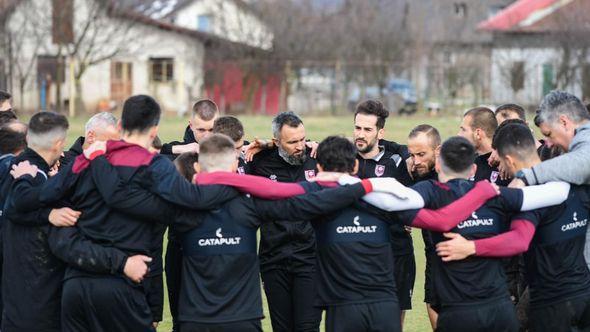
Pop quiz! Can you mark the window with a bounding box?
[197,14,213,32]
[454,2,467,18]
[542,63,555,96]
[510,61,525,92]
[52,0,74,44]
[149,58,174,83]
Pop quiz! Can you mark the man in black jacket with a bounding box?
[247,111,321,332]
[352,100,415,325]
[3,112,148,332]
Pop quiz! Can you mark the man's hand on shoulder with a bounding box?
[10,160,39,179]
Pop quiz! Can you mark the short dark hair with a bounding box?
[316,136,357,173]
[0,90,11,104]
[121,95,161,133]
[200,133,235,154]
[355,100,389,129]
[0,110,17,126]
[0,126,26,155]
[464,107,497,138]
[408,124,441,147]
[440,136,477,174]
[27,112,69,149]
[492,118,527,150]
[496,103,526,121]
[493,123,537,161]
[192,99,218,120]
[28,112,69,136]
[272,111,303,139]
[213,116,244,142]
[174,152,199,181]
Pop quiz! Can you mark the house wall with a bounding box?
[489,47,584,105]
[5,0,205,113]
[170,0,273,50]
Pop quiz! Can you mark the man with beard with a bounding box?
[405,124,441,330]
[458,107,509,186]
[247,111,321,332]
[352,100,415,326]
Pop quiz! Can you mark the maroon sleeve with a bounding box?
[195,172,306,199]
[410,180,499,231]
[474,219,536,257]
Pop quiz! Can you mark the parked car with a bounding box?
[347,78,418,115]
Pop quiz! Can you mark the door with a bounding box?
[110,61,133,106]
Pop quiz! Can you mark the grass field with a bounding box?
[61,112,467,332]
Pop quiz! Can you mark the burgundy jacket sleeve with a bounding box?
[474,219,536,257]
[410,180,499,232]
[196,172,306,199]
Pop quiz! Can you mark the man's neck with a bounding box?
[514,155,542,172]
[359,146,380,160]
[122,133,152,149]
[437,172,467,183]
[477,139,493,155]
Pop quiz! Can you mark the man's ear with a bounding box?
[352,159,359,174]
[317,164,324,172]
[434,145,441,157]
[194,162,201,174]
[377,128,385,140]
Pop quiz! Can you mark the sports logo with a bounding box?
[375,165,385,177]
[353,216,360,226]
[457,211,494,229]
[269,174,278,181]
[490,171,499,183]
[561,211,588,232]
[336,215,377,234]
[198,228,242,246]
[237,166,245,175]
[305,170,316,181]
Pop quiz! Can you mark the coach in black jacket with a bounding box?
[246,112,322,331]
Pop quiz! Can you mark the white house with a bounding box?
[479,0,590,106]
[0,0,244,114]
[144,0,273,50]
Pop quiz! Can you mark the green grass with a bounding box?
[62,112,465,332]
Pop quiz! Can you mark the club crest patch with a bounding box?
[375,165,385,177]
[305,170,316,181]
[490,171,499,183]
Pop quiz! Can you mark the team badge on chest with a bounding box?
[490,171,499,183]
[375,165,385,177]
[305,170,316,181]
